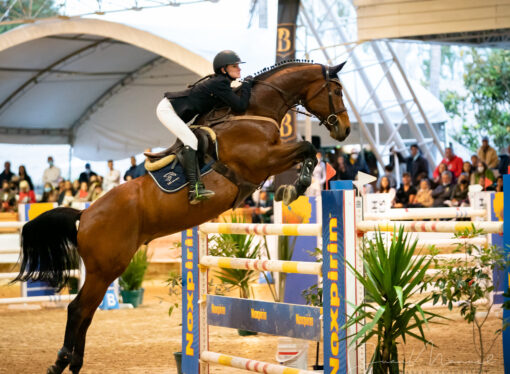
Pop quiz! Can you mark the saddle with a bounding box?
[144,119,259,208]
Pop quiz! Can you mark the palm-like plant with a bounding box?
[208,216,261,299]
[343,227,444,373]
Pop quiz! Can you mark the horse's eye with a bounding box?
[334,88,342,96]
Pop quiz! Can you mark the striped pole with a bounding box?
[200,256,321,275]
[357,220,503,234]
[199,223,321,236]
[201,351,316,374]
[364,207,486,220]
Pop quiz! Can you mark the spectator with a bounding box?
[0,161,14,186]
[75,181,90,202]
[499,145,510,175]
[103,160,120,192]
[333,155,350,180]
[344,147,369,180]
[477,136,499,169]
[409,178,433,208]
[392,144,429,186]
[72,179,80,192]
[90,184,104,201]
[124,157,138,181]
[450,174,469,207]
[306,152,327,196]
[470,161,495,186]
[361,146,379,179]
[18,180,36,204]
[378,164,397,189]
[394,172,416,208]
[40,183,54,203]
[471,155,479,170]
[433,147,463,180]
[61,189,75,207]
[479,175,495,192]
[432,171,454,207]
[1,180,16,212]
[79,163,97,184]
[377,176,396,201]
[18,165,34,191]
[495,176,503,192]
[462,161,473,180]
[432,162,447,188]
[58,180,74,205]
[42,156,61,188]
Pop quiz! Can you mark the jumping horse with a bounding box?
[14,61,351,373]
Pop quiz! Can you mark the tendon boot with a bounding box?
[181,146,215,204]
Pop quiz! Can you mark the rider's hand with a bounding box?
[243,75,254,85]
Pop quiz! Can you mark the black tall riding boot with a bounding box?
[181,146,215,204]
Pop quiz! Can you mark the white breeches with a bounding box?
[156,98,198,150]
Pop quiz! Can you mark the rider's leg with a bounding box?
[156,98,214,203]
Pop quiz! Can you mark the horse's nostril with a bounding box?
[345,127,351,136]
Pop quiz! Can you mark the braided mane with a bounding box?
[253,60,318,80]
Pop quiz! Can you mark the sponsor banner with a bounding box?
[322,190,347,374]
[181,227,200,374]
[207,295,321,341]
[490,192,505,304]
[502,175,510,373]
[19,202,57,222]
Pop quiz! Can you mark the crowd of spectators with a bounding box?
[0,155,146,212]
[1,138,509,214]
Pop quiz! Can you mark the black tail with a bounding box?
[13,207,82,290]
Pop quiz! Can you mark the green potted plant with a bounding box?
[343,227,444,373]
[119,245,149,308]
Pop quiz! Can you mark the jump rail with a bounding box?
[364,207,487,220]
[200,256,321,275]
[199,223,321,236]
[358,220,503,234]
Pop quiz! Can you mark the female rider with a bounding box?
[156,50,253,204]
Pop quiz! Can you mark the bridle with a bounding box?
[252,64,346,132]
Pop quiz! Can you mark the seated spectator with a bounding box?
[432,162,447,187]
[471,154,479,170]
[477,136,499,169]
[433,147,463,180]
[75,181,90,202]
[58,180,75,205]
[495,176,503,192]
[479,175,495,191]
[1,180,16,212]
[432,171,454,207]
[462,161,473,179]
[90,185,104,201]
[72,179,80,192]
[40,183,54,203]
[61,189,75,207]
[391,143,429,186]
[409,178,433,208]
[378,164,396,189]
[470,161,495,186]
[124,157,138,181]
[394,172,416,208]
[79,163,97,184]
[377,176,396,201]
[0,161,14,186]
[450,174,469,207]
[18,165,33,191]
[18,180,36,204]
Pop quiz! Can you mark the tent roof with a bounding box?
[0,18,211,160]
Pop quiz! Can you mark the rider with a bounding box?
[156,50,253,204]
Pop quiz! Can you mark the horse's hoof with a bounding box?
[274,185,285,202]
[47,365,62,374]
[282,185,297,206]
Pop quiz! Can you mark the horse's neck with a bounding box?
[250,67,320,121]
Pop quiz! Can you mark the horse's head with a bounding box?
[303,62,351,141]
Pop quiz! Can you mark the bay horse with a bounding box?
[14,61,351,374]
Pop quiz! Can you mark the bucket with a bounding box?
[276,337,308,370]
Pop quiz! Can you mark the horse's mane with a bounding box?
[253,60,319,81]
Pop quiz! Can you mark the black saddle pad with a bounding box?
[148,159,214,193]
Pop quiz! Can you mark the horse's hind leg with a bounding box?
[47,273,110,374]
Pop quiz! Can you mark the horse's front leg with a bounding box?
[267,141,317,205]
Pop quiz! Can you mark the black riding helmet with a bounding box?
[213,50,245,75]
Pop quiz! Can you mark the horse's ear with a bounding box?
[329,61,347,77]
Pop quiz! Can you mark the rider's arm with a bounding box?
[212,79,252,112]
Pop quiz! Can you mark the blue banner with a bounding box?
[207,295,321,340]
[181,227,199,374]
[322,189,347,374]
